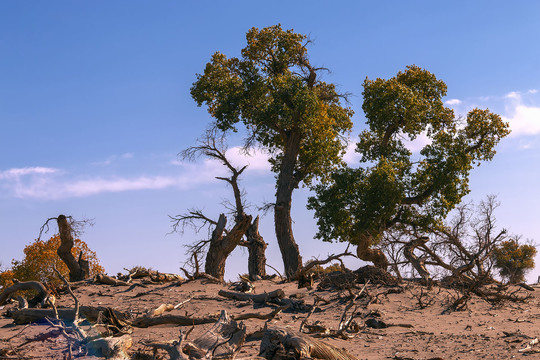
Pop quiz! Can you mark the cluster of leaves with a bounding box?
[191,24,353,187]
[0,235,104,289]
[309,66,511,249]
[493,239,537,283]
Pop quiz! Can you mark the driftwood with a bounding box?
[86,334,132,360]
[133,306,286,328]
[218,289,285,303]
[143,310,246,359]
[95,274,130,286]
[8,306,129,325]
[0,281,53,307]
[260,327,359,360]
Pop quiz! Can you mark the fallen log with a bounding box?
[218,289,284,303]
[132,314,218,328]
[132,306,285,328]
[0,281,53,307]
[7,306,129,325]
[260,327,359,360]
[95,274,130,286]
[86,334,132,360]
[142,310,246,359]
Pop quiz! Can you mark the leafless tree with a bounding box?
[170,130,267,281]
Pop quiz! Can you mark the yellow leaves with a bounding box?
[1,234,104,288]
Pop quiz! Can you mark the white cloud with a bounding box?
[445,99,462,105]
[505,91,521,100]
[0,167,58,180]
[528,89,538,94]
[402,132,432,153]
[503,104,540,137]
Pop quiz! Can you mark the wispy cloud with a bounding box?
[0,167,59,180]
[1,148,274,200]
[92,153,134,166]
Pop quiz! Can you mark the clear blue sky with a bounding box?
[1,1,540,281]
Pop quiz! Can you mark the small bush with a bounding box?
[493,239,536,283]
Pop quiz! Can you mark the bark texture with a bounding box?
[356,234,389,270]
[56,215,89,281]
[403,237,431,280]
[246,216,267,280]
[260,327,359,360]
[205,213,252,281]
[274,132,303,279]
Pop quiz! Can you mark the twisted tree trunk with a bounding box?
[356,234,389,270]
[205,213,252,281]
[56,215,89,282]
[246,216,267,280]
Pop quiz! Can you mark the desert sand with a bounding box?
[1,270,539,359]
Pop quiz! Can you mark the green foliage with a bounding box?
[191,24,353,186]
[309,66,510,247]
[493,239,537,283]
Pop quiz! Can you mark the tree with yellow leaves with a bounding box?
[0,234,104,289]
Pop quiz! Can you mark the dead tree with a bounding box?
[380,196,511,285]
[244,216,267,280]
[38,215,93,282]
[171,130,267,281]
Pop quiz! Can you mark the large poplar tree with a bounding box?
[309,65,510,268]
[191,25,353,278]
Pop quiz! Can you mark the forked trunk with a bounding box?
[56,215,89,282]
[246,216,267,280]
[274,132,303,279]
[356,234,389,270]
[205,213,252,281]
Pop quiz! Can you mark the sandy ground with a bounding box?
[1,274,540,359]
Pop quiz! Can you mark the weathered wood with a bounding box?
[205,213,252,281]
[86,334,132,360]
[56,215,89,281]
[95,274,130,286]
[142,311,246,359]
[0,281,52,307]
[260,327,359,360]
[8,306,129,325]
[246,216,267,281]
[218,289,285,303]
[132,306,286,328]
[132,314,218,328]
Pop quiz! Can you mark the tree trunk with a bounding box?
[403,237,431,280]
[205,213,252,281]
[56,215,89,282]
[356,234,389,270]
[274,132,303,279]
[246,216,267,280]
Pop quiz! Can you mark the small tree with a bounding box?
[493,239,536,283]
[1,234,104,288]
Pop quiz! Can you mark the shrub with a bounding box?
[493,239,536,283]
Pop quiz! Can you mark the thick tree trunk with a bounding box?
[205,213,252,281]
[356,234,389,270]
[56,215,89,282]
[246,216,267,280]
[403,237,431,280]
[274,132,303,279]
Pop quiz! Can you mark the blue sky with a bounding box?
[1,1,540,281]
